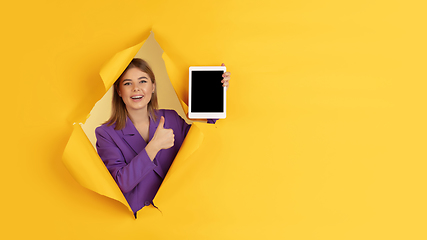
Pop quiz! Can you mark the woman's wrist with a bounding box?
[145,141,160,161]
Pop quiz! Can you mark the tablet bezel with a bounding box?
[188,66,227,119]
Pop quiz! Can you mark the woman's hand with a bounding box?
[145,116,174,160]
[151,116,175,150]
[221,63,231,90]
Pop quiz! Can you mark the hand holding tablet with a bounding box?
[188,65,228,119]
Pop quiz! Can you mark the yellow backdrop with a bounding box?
[1,0,427,239]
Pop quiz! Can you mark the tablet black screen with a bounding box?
[191,71,224,112]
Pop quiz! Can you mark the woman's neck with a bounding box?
[127,107,150,125]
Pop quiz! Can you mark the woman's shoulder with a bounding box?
[156,109,180,118]
[156,109,188,128]
[96,122,116,129]
[95,122,116,136]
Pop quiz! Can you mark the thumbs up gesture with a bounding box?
[151,116,175,150]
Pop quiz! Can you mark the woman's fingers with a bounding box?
[221,80,229,87]
[222,72,230,88]
[221,63,230,89]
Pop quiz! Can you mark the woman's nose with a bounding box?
[132,85,140,91]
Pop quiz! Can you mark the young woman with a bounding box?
[95,58,230,215]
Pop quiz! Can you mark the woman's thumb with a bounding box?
[158,116,165,129]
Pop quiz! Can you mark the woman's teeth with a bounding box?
[131,96,143,99]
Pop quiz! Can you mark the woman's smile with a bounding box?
[131,95,144,101]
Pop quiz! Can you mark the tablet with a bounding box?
[188,66,226,119]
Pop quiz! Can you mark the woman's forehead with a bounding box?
[120,68,150,82]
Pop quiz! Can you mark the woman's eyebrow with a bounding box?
[122,76,147,83]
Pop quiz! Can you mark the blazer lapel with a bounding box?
[149,114,166,179]
[148,116,158,143]
[121,117,146,155]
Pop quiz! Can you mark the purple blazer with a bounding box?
[95,109,192,213]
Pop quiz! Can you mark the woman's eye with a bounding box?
[124,82,131,86]
[140,80,147,83]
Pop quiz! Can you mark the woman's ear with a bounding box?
[152,83,155,93]
[117,89,122,97]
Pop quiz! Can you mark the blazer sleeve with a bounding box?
[95,126,157,193]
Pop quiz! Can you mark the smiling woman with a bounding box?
[94,57,230,217]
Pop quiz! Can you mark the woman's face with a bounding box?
[118,67,155,112]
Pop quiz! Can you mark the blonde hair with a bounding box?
[104,58,158,130]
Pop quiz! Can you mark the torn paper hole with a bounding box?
[62,31,207,217]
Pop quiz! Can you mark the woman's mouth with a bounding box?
[131,96,143,101]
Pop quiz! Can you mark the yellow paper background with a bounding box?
[2,0,427,239]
